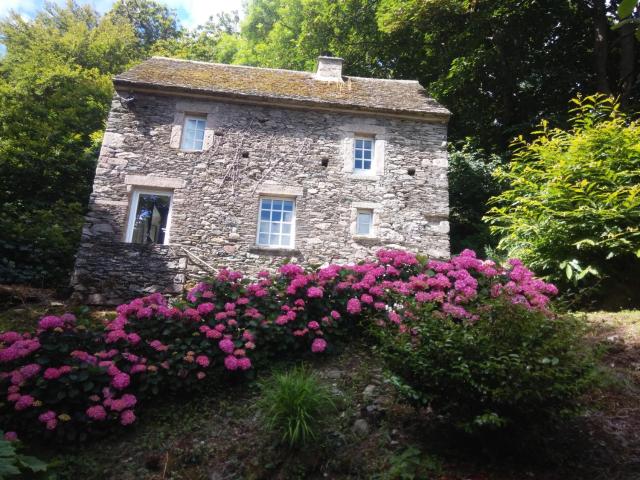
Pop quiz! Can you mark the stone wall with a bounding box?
[72,92,449,303]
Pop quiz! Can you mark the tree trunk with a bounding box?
[619,22,636,105]
[593,0,612,94]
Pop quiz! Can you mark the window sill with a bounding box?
[347,173,379,181]
[249,246,300,256]
[352,236,380,244]
[179,149,204,153]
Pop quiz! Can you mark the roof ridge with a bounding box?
[149,56,313,77]
[148,56,421,85]
[345,75,421,84]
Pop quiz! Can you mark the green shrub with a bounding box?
[373,446,441,480]
[485,94,640,306]
[373,300,595,433]
[258,366,335,448]
[0,202,84,286]
[0,432,48,478]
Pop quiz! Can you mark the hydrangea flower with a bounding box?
[111,373,131,390]
[196,355,210,368]
[120,410,136,426]
[224,355,238,370]
[311,338,327,353]
[307,287,324,298]
[86,405,107,421]
[347,298,362,314]
[218,338,234,354]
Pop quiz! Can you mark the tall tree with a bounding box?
[0,1,138,284]
[110,0,181,51]
[150,11,241,63]
[233,0,394,76]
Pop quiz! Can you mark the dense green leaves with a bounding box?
[0,433,48,478]
[0,1,138,285]
[374,300,595,433]
[485,95,640,304]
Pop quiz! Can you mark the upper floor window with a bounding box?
[180,116,206,151]
[126,190,172,245]
[356,209,373,236]
[353,137,374,172]
[257,198,295,248]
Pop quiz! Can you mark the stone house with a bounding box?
[71,56,450,304]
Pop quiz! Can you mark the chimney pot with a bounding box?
[315,56,344,81]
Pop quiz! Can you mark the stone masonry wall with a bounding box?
[72,92,449,303]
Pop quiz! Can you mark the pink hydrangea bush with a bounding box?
[0,249,560,441]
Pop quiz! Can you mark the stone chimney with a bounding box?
[315,56,344,81]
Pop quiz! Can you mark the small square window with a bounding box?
[354,137,374,172]
[356,210,373,236]
[180,116,206,151]
[126,190,172,244]
[257,197,295,248]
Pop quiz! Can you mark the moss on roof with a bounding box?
[114,57,450,120]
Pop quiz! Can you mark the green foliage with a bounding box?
[0,1,138,285]
[110,0,181,51]
[258,366,335,448]
[373,446,441,480]
[233,0,391,77]
[485,95,640,304]
[150,12,241,63]
[448,141,503,254]
[0,433,48,478]
[375,0,597,150]
[373,301,595,433]
[0,202,84,285]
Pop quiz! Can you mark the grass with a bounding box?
[258,365,336,448]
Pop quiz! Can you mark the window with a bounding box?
[257,198,295,248]
[356,209,373,236]
[354,137,374,172]
[126,190,172,244]
[180,116,206,150]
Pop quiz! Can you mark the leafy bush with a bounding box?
[0,202,85,286]
[373,268,595,432]
[258,366,335,448]
[373,446,441,480]
[485,94,640,306]
[1,249,583,442]
[0,431,48,478]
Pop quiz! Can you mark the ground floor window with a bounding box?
[126,190,173,244]
[356,209,374,236]
[257,197,295,248]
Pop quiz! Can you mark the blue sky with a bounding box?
[0,0,245,29]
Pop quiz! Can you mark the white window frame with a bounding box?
[355,209,374,237]
[125,189,174,245]
[256,197,296,249]
[180,115,207,151]
[353,136,375,174]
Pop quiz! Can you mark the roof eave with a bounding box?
[112,78,451,123]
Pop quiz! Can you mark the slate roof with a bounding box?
[113,57,450,121]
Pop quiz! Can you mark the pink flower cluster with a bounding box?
[0,249,558,440]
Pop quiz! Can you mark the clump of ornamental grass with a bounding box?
[258,365,335,448]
